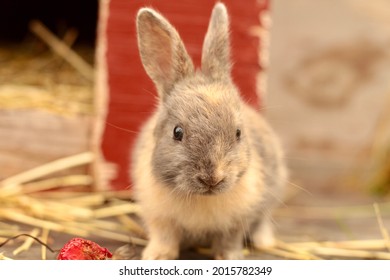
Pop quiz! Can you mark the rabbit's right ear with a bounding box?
[201,3,231,81]
[137,8,194,98]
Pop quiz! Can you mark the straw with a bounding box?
[29,20,94,81]
[373,203,390,251]
[0,152,93,190]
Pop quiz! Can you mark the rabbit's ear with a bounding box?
[201,3,231,80]
[137,8,194,98]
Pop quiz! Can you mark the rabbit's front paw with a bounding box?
[142,243,179,260]
[252,218,276,249]
[214,249,244,260]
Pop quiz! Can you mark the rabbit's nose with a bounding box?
[197,175,225,189]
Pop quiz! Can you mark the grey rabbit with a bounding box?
[131,2,287,260]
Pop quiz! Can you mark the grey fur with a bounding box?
[132,3,287,260]
[202,3,231,80]
[137,8,194,97]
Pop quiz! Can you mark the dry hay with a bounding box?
[0,153,147,260]
[0,21,137,259]
[0,21,93,116]
[0,45,93,116]
[0,152,390,260]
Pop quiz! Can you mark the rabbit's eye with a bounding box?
[173,126,184,141]
[236,128,241,141]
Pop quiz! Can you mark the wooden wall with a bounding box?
[267,0,390,191]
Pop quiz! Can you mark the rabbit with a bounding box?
[131,2,287,260]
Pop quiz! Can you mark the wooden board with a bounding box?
[267,0,390,191]
[0,109,91,179]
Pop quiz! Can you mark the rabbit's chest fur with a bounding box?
[179,163,262,230]
[139,166,264,234]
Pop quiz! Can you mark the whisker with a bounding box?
[123,183,133,190]
[106,121,139,134]
[282,156,314,162]
[267,211,281,229]
[141,87,158,99]
[241,217,250,251]
[286,179,313,196]
[257,104,289,113]
[264,186,287,207]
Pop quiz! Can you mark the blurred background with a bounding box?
[267,0,390,196]
[0,0,97,181]
[1,0,389,196]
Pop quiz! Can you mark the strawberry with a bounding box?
[57,238,113,260]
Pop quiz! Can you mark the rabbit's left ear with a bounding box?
[201,3,231,80]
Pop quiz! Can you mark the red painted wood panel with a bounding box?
[101,0,269,190]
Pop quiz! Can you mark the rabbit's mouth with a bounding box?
[193,176,230,196]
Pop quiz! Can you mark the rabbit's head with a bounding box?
[137,3,250,195]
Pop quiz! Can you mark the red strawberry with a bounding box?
[57,238,113,260]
